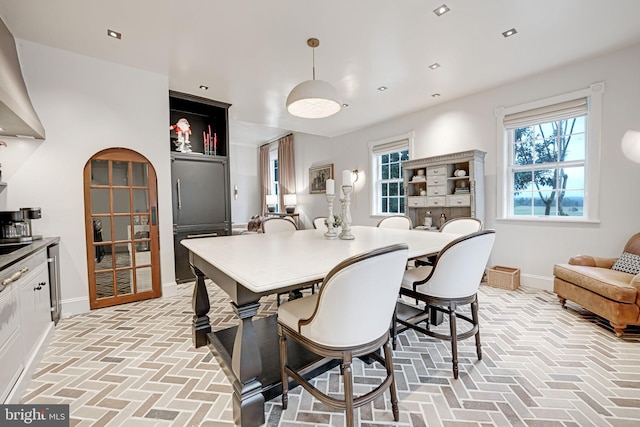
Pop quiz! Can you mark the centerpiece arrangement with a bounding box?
[324,170,355,240]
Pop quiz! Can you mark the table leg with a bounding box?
[191,266,211,348]
[231,301,265,427]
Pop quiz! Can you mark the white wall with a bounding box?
[1,40,175,316]
[229,143,260,224]
[294,43,640,290]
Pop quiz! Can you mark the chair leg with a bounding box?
[342,353,355,427]
[383,340,399,422]
[278,327,289,409]
[449,303,459,379]
[391,305,398,350]
[471,296,482,360]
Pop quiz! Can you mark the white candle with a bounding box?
[326,179,335,195]
[342,170,352,187]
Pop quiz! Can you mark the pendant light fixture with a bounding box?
[286,38,341,119]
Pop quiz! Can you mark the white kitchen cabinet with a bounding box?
[403,150,485,228]
[0,276,23,402]
[0,248,54,403]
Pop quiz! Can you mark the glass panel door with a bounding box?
[85,149,160,309]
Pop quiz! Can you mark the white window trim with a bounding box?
[368,131,415,217]
[495,82,604,224]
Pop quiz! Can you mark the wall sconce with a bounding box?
[622,130,640,164]
[283,194,297,214]
[351,170,360,183]
[234,185,238,200]
[266,194,278,212]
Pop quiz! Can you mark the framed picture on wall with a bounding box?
[309,164,334,194]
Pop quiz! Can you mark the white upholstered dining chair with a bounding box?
[415,217,482,266]
[377,215,413,230]
[261,217,298,233]
[312,216,326,229]
[392,229,495,379]
[278,244,409,427]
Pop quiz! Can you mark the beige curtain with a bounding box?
[259,143,270,214]
[277,134,295,208]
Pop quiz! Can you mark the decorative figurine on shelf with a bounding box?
[171,118,192,153]
[439,212,447,228]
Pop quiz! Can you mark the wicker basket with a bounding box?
[486,266,520,290]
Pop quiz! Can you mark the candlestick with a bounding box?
[339,185,355,240]
[342,169,352,187]
[326,178,335,195]
[324,193,338,239]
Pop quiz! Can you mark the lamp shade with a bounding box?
[266,194,278,205]
[286,79,341,119]
[621,130,640,164]
[283,194,297,206]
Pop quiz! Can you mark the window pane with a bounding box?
[390,162,400,179]
[389,182,398,196]
[91,160,109,186]
[131,162,148,187]
[382,198,388,213]
[389,197,398,213]
[382,164,389,180]
[513,171,533,192]
[562,166,584,191]
[112,161,129,186]
[513,194,532,216]
[400,150,409,161]
[560,190,584,216]
[390,152,399,162]
[514,140,534,165]
[562,133,585,161]
[514,126,534,143]
[381,154,389,164]
[382,183,388,196]
[399,197,405,212]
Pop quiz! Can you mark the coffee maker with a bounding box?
[0,207,42,244]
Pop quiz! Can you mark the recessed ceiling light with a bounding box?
[378,86,388,91]
[429,63,441,70]
[107,29,121,39]
[433,4,450,16]
[0,127,4,131]
[431,93,441,98]
[199,85,209,90]
[342,103,349,108]
[502,28,518,38]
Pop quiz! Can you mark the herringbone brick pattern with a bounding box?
[21,282,640,426]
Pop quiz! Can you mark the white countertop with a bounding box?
[181,226,460,294]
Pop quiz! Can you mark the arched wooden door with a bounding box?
[84,148,161,309]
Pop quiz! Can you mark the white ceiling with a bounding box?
[2,0,640,145]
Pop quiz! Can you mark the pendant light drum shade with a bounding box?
[286,79,341,119]
[286,38,341,119]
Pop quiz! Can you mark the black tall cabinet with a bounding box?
[169,91,232,283]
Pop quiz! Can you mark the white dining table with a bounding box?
[181,225,461,427]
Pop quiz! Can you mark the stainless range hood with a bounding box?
[0,16,45,140]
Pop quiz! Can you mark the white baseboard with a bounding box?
[162,281,178,298]
[61,296,90,319]
[521,273,553,292]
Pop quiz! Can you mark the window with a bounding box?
[496,83,603,222]
[269,149,279,211]
[368,133,414,216]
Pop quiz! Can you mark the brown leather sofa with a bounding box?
[553,233,640,336]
